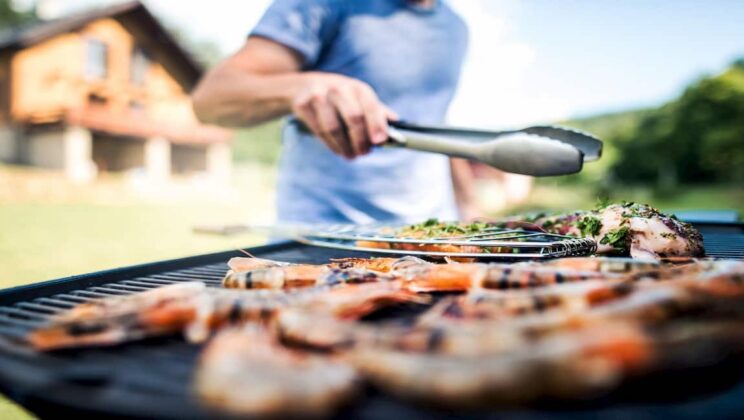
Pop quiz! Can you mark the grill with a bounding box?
[0,222,742,419]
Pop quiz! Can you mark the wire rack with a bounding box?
[251,223,598,259]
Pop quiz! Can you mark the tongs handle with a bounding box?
[385,125,481,160]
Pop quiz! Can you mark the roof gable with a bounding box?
[0,1,203,90]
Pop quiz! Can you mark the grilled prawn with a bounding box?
[195,325,359,417]
[28,275,428,350]
[349,320,744,407]
[222,256,429,289]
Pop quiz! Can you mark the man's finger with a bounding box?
[357,86,389,145]
[329,88,370,156]
[384,105,399,122]
[312,96,354,158]
[293,99,343,155]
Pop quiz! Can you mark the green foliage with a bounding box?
[231,119,283,164]
[610,59,744,185]
[557,108,653,186]
[554,58,744,189]
[0,0,34,28]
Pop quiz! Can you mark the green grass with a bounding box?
[0,202,267,287]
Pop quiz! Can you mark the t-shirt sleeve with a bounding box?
[249,0,342,68]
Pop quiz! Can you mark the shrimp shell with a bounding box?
[195,325,359,416]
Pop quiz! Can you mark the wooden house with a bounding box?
[0,1,231,183]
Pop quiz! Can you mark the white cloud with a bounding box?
[447,0,569,128]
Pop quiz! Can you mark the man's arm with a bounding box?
[450,158,482,221]
[191,37,395,159]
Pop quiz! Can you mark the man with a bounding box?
[192,0,478,223]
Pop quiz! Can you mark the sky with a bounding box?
[43,0,744,128]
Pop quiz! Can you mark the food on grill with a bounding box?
[356,219,508,256]
[28,282,208,350]
[398,262,623,292]
[528,202,705,259]
[28,273,424,350]
[358,202,704,260]
[27,255,744,416]
[536,256,662,272]
[349,322,652,405]
[222,256,429,289]
[195,325,359,417]
[349,321,744,406]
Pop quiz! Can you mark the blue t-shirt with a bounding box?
[251,0,468,224]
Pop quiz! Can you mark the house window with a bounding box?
[85,39,108,79]
[131,47,149,85]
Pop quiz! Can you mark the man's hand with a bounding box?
[191,37,396,159]
[292,73,398,159]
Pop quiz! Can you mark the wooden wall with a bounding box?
[8,18,199,128]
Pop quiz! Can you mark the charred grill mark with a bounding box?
[442,301,464,318]
[227,300,243,323]
[66,321,110,336]
[426,327,445,352]
[260,307,274,321]
[532,295,546,312]
[555,272,565,284]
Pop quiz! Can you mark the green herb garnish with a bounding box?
[600,226,631,253]
[575,215,602,237]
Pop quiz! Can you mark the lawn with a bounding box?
[0,164,276,287]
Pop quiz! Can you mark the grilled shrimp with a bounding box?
[349,322,652,406]
[195,325,358,417]
[277,308,528,355]
[223,264,333,289]
[398,263,621,293]
[537,257,662,273]
[350,319,744,407]
[28,282,337,350]
[227,256,292,272]
[329,256,430,272]
[290,281,429,320]
[28,282,207,350]
[277,282,430,350]
[416,280,634,325]
[30,277,430,351]
[222,256,429,289]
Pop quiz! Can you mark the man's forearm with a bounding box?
[192,67,306,127]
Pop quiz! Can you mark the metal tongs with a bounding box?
[294,119,602,176]
[385,121,602,177]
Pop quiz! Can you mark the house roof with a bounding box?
[0,0,203,90]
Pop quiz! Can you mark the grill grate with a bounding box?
[0,224,742,419]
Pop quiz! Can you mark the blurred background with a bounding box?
[0,0,742,417]
[1,0,743,286]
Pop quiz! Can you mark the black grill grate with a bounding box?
[0,224,742,419]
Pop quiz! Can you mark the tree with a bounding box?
[0,0,35,28]
[610,59,744,185]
